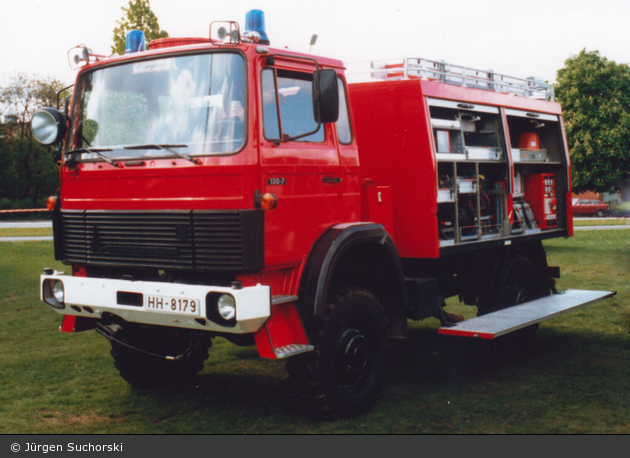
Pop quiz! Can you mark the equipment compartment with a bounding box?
[429,98,504,162]
[437,161,508,245]
[432,99,509,247]
[505,109,564,164]
[506,108,570,235]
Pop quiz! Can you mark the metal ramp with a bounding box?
[438,290,616,339]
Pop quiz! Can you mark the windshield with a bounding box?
[67,52,246,161]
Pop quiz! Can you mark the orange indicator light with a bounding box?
[260,193,277,210]
[46,196,57,211]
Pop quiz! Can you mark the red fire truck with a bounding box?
[31,10,614,419]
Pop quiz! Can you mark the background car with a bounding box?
[572,198,608,217]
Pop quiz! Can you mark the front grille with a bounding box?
[53,209,264,272]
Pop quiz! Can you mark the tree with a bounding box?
[555,50,630,198]
[0,73,64,138]
[112,0,169,55]
[0,74,67,207]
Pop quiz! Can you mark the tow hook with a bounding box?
[95,322,186,361]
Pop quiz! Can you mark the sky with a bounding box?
[2,0,630,90]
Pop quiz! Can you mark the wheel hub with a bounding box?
[337,328,372,390]
[515,286,531,305]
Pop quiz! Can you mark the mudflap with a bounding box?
[254,297,314,359]
[60,315,98,333]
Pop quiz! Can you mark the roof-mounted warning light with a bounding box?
[243,9,270,45]
[209,10,269,46]
[125,30,146,53]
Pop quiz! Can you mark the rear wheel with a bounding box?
[286,287,390,419]
[103,320,211,389]
[478,254,549,313]
[477,254,550,341]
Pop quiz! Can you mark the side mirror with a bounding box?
[31,107,68,145]
[313,69,339,124]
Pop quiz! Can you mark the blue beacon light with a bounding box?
[245,10,270,45]
[125,30,146,54]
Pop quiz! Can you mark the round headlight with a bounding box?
[53,280,65,303]
[217,294,236,320]
[31,108,67,145]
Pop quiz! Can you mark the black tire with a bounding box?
[595,209,605,218]
[106,321,211,389]
[478,254,549,342]
[478,255,548,314]
[286,287,390,419]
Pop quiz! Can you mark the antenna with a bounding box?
[309,34,318,53]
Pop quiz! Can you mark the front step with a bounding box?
[438,289,616,339]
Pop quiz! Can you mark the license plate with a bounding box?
[144,295,200,316]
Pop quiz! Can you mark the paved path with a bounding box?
[574,225,630,230]
[0,236,53,242]
[0,221,53,242]
[0,221,52,228]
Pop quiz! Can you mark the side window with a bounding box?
[262,69,280,140]
[336,77,352,144]
[261,68,324,142]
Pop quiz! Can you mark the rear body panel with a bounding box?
[349,78,572,260]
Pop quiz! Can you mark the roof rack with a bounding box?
[348,57,554,101]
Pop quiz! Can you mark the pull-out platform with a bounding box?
[438,290,616,339]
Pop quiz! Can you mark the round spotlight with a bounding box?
[217,294,236,320]
[53,280,65,304]
[31,108,67,145]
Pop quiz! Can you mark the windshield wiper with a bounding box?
[67,147,121,167]
[124,144,200,165]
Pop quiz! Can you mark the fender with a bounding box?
[298,222,409,322]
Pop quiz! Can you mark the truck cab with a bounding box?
[35,15,359,406]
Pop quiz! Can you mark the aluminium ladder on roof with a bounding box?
[347,57,555,101]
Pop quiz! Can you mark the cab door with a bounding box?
[258,66,342,267]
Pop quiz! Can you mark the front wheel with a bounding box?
[102,320,211,389]
[595,209,605,218]
[286,287,390,419]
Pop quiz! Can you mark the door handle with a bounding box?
[322,177,342,184]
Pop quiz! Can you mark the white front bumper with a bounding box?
[41,274,271,333]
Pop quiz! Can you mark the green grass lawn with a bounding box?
[0,227,53,237]
[1,233,628,433]
[573,218,630,226]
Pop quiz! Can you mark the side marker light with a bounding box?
[46,196,57,211]
[261,193,278,210]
